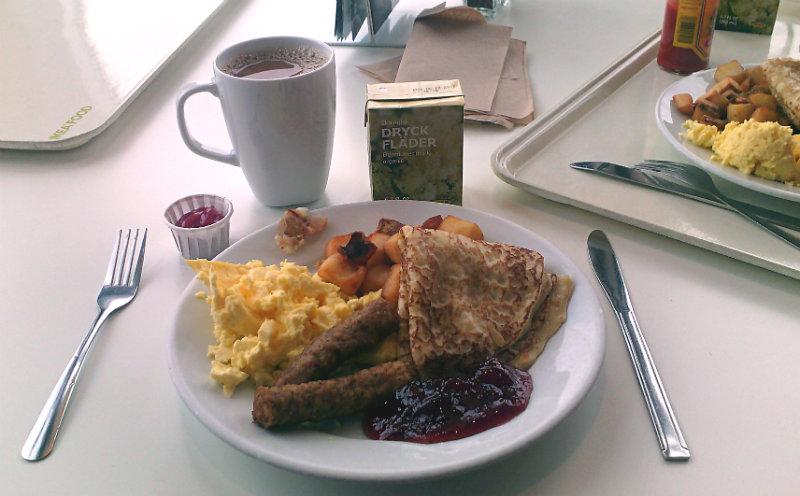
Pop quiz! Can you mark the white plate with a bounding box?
[655,65,800,202]
[168,200,605,481]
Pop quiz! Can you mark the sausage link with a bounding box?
[253,360,416,429]
[275,298,400,386]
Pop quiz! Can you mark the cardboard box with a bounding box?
[366,80,464,204]
[716,0,780,35]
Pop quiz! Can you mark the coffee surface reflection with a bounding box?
[233,59,302,80]
[221,47,329,80]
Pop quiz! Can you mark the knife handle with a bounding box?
[615,309,690,461]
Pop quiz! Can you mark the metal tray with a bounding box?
[492,30,800,281]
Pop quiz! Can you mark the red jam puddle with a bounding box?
[363,356,532,443]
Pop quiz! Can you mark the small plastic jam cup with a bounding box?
[164,194,233,259]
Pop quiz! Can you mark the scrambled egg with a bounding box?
[682,119,799,183]
[713,120,798,182]
[186,259,380,397]
[681,120,719,148]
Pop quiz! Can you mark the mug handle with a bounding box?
[176,82,239,166]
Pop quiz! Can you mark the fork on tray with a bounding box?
[636,160,800,250]
[21,229,147,461]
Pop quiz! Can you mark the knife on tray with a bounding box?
[587,229,690,461]
[570,161,800,232]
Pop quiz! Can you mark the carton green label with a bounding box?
[368,106,463,204]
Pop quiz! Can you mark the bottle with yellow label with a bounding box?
[657,0,719,74]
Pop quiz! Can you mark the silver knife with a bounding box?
[571,161,800,232]
[587,230,690,461]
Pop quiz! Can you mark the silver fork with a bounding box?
[636,160,800,250]
[21,228,147,462]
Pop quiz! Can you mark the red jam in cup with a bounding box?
[363,356,532,443]
[175,206,224,228]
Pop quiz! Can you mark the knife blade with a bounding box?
[587,230,690,461]
[571,161,800,232]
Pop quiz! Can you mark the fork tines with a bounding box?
[105,229,147,287]
[636,160,686,171]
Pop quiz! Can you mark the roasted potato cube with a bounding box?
[746,66,766,85]
[713,76,744,96]
[672,93,695,115]
[365,232,390,267]
[739,77,752,92]
[700,115,727,130]
[360,263,392,294]
[721,88,741,103]
[746,84,771,96]
[691,100,720,122]
[730,94,750,105]
[317,252,367,295]
[383,232,402,264]
[437,215,484,240]
[375,218,405,236]
[325,234,352,258]
[750,106,780,122]
[381,264,402,304]
[338,232,376,265]
[726,102,755,122]
[748,92,778,111]
[704,91,730,114]
[420,215,443,230]
[714,60,746,83]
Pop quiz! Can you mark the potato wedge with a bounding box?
[437,215,484,241]
[324,234,352,258]
[691,101,719,123]
[381,264,402,304]
[705,76,742,99]
[748,92,778,111]
[384,232,402,264]
[726,102,755,122]
[317,252,367,295]
[745,65,766,85]
[360,263,392,294]
[714,60,746,83]
[699,115,727,130]
[739,77,752,93]
[420,215,443,230]
[750,106,780,122]
[704,91,730,115]
[375,218,405,236]
[672,93,694,115]
[365,232,390,267]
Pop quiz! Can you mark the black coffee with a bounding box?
[222,46,328,80]
[232,59,302,80]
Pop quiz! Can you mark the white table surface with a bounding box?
[3,1,799,494]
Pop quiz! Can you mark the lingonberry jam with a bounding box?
[175,206,224,228]
[363,356,532,443]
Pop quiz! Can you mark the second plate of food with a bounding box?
[168,200,605,481]
[655,64,800,203]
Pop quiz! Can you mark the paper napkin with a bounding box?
[357,6,534,128]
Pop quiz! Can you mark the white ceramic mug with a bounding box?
[177,36,336,207]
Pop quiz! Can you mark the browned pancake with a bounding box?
[396,226,552,373]
[763,57,800,129]
[498,273,573,370]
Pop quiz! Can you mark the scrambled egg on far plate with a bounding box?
[186,259,381,397]
[681,119,800,184]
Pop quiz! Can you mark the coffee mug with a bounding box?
[177,36,336,207]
